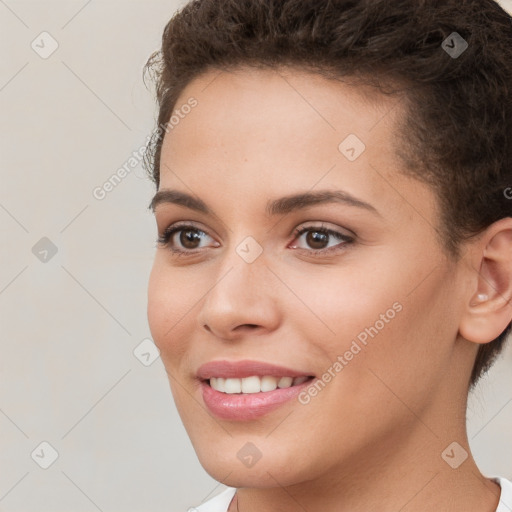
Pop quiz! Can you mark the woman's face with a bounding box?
[147,67,472,488]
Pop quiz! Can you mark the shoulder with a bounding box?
[186,488,237,512]
[491,476,512,512]
[183,480,512,512]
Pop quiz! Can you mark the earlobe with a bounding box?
[459,218,512,345]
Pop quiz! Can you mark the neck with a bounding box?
[232,394,501,512]
[234,439,500,512]
[230,344,500,512]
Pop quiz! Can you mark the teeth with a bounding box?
[224,378,242,394]
[210,377,225,392]
[209,375,310,394]
[277,376,293,388]
[241,376,260,393]
[260,376,278,392]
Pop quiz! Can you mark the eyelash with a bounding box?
[156,222,354,257]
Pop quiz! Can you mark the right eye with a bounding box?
[157,223,219,255]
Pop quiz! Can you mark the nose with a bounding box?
[196,249,281,341]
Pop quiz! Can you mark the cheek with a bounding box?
[296,254,456,391]
[286,260,405,353]
[337,270,458,404]
[147,261,194,364]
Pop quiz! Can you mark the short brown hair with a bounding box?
[143,0,512,387]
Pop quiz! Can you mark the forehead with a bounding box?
[167,66,396,150]
[158,66,434,224]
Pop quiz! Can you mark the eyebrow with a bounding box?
[149,189,380,217]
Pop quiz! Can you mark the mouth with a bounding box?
[196,360,317,420]
[206,375,315,394]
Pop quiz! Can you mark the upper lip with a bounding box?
[196,360,313,380]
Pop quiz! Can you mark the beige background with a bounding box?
[1,1,511,510]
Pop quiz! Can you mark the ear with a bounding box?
[459,217,512,344]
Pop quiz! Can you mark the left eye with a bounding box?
[290,226,353,253]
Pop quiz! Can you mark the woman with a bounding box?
[144,0,512,510]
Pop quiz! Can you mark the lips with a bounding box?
[196,360,316,420]
[196,360,313,380]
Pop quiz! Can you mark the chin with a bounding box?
[192,436,314,489]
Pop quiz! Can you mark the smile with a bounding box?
[208,375,312,394]
[196,360,316,420]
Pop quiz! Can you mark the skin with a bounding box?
[147,66,512,512]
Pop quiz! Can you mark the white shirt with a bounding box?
[188,477,512,512]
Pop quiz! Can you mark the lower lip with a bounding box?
[200,379,314,421]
